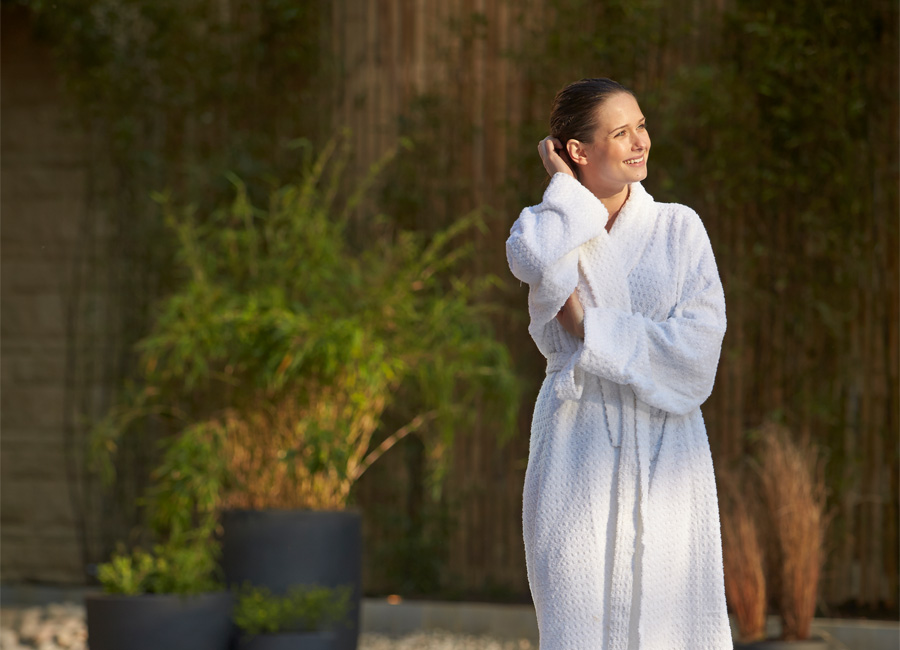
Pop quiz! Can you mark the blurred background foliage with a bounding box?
[21,0,897,613]
[91,137,518,512]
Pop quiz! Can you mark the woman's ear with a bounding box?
[566,140,589,167]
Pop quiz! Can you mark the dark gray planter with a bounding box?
[734,637,829,650]
[85,591,233,650]
[221,509,362,650]
[238,631,336,650]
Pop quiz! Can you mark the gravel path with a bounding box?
[361,634,534,650]
[0,604,536,650]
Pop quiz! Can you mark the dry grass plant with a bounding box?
[220,373,433,511]
[718,469,767,642]
[755,423,826,641]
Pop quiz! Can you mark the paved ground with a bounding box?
[362,633,534,649]
[0,603,536,650]
[2,592,897,650]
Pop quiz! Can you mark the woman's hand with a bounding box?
[538,136,576,179]
[556,291,585,339]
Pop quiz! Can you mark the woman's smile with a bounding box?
[571,92,651,199]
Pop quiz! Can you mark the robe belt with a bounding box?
[608,383,651,650]
[545,351,585,401]
[546,352,651,650]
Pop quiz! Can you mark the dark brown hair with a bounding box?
[549,78,634,146]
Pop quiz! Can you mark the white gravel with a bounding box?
[360,633,535,650]
[1,604,87,650]
[0,603,536,650]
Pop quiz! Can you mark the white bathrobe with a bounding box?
[506,173,732,650]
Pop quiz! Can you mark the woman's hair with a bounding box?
[549,78,634,146]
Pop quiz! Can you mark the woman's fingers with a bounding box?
[564,292,584,321]
[556,291,585,339]
[539,136,575,178]
[538,137,563,160]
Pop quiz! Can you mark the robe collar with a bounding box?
[606,182,656,276]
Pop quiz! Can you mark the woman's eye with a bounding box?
[615,130,626,137]
[638,123,647,130]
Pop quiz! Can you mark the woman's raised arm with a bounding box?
[506,173,609,330]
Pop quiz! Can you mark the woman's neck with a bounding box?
[596,185,628,213]
[587,183,630,232]
[577,175,630,216]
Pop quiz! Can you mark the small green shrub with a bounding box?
[94,421,226,595]
[97,539,221,595]
[233,584,352,634]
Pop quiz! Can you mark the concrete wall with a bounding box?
[1,5,91,583]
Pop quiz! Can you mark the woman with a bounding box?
[506,78,732,649]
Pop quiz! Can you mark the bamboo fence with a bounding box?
[30,0,894,610]
[333,0,899,611]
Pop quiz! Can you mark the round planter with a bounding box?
[85,591,233,650]
[238,631,336,650]
[221,509,362,650]
[734,637,829,650]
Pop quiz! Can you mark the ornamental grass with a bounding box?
[718,469,767,643]
[755,423,827,641]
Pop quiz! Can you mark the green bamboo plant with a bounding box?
[91,137,519,591]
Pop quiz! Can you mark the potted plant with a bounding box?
[91,137,519,650]
[232,584,351,650]
[86,423,233,650]
[723,424,828,649]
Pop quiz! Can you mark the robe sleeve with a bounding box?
[506,173,609,335]
[579,214,726,415]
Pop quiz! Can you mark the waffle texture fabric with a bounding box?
[506,173,732,650]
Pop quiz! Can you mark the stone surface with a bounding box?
[2,598,899,650]
[361,633,535,650]
[0,4,107,586]
[0,530,84,584]
[0,627,21,650]
[1,603,88,650]
[0,602,536,650]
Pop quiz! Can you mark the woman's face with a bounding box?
[569,92,650,194]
